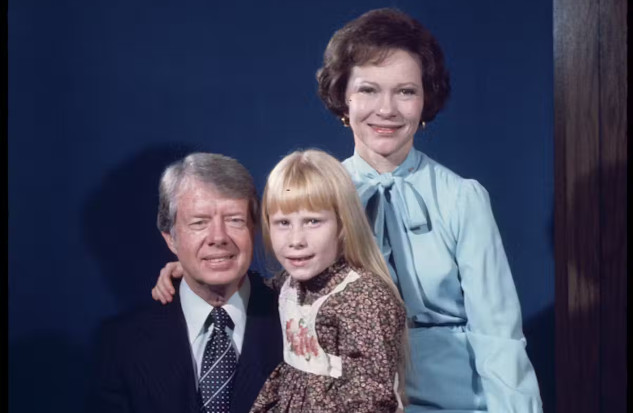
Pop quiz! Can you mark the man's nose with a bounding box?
[206,218,228,245]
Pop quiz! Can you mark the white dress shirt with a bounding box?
[179,275,250,386]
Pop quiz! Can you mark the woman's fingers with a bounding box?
[151,261,184,303]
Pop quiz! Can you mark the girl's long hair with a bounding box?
[261,148,409,401]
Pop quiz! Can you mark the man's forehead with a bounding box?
[177,178,249,209]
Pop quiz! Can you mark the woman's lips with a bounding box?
[370,124,402,135]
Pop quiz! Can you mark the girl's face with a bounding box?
[345,49,424,170]
[269,208,340,282]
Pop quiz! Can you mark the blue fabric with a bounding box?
[343,149,542,413]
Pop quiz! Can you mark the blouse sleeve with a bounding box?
[333,279,406,413]
[453,179,542,413]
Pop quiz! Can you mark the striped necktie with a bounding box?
[199,307,237,413]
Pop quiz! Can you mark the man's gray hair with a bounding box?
[157,152,259,234]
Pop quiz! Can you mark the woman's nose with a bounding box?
[377,93,396,116]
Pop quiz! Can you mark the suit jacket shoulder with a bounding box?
[231,271,283,413]
[90,296,199,413]
[91,272,282,413]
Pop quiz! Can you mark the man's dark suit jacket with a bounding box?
[91,272,282,413]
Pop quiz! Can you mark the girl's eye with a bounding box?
[306,218,321,225]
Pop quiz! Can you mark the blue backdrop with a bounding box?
[8,0,554,411]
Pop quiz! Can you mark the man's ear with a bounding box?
[161,231,178,255]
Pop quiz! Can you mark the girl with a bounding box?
[249,149,407,413]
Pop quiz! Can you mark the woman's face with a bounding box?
[345,49,424,171]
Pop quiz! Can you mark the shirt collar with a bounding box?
[179,275,250,344]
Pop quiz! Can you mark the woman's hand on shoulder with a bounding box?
[151,261,183,304]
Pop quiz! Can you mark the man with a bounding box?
[92,153,282,413]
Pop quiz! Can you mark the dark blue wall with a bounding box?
[8,0,554,411]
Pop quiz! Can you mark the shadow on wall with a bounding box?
[524,304,555,413]
[81,144,199,411]
[10,144,200,413]
[522,202,555,413]
[82,143,197,312]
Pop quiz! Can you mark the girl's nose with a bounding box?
[288,227,306,248]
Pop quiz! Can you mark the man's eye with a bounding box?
[227,217,246,228]
[190,221,206,229]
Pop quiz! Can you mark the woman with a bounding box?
[153,8,543,413]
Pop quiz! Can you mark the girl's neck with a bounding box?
[297,257,347,292]
[294,258,348,305]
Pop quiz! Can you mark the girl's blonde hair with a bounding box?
[261,148,409,401]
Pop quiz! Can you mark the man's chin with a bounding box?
[184,271,246,304]
[196,270,243,284]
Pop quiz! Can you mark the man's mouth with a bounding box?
[203,254,234,263]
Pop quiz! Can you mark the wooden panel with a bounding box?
[554,0,600,412]
[598,0,627,411]
[555,0,627,411]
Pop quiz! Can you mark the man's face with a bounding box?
[162,178,254,298]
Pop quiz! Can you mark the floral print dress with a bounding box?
[250,259,406,413]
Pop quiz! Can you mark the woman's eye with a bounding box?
[399,88,417,96]
[358,86,376,94]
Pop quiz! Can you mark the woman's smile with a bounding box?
[345,49,424,172]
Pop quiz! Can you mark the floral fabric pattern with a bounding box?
[250,259,406,413]
[285,318,319,360]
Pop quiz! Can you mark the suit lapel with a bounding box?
[139,293,199,413]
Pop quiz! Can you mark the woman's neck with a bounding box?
[354,143,411,174]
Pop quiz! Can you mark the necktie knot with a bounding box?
[207,307,234,332]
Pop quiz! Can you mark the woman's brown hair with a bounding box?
[317,8,450,123]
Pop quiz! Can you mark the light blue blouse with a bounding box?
[343,148,542,413]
